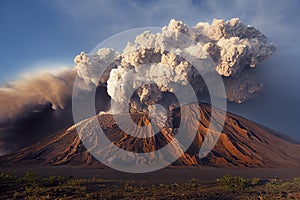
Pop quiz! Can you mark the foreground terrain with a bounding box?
[1,103,300,199]
[1,169,300,200]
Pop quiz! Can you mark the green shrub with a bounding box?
[20,171,39,183]
[218,174,248,190]
[251,177,260,185]
[13,191,25,199]
[265,182,277,192]
[64,178,87,186]
[294,177,300,185]
[0,170,14,182]
[40,175,67,187]
[18,171,68,188]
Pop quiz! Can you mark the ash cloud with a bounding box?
[0,68,78,155]
[0,69,76,125]
[0,17,276,155]
[75,18,275,113]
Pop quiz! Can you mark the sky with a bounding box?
[0,0,300,139]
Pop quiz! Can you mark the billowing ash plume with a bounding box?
[0,18,275,127]
[75,18,275,113]
[74,48,120,87]
[0,69,76,125]
[0,18,275,156]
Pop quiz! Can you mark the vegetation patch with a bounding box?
[0,170,299,200]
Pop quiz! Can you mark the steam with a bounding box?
[74,18,275,113]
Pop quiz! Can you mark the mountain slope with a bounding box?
[1,103,300,168]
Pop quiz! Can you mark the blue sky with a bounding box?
[1,0,298,83]
[0,0,300,138]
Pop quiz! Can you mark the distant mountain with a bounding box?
[1,103,300,168]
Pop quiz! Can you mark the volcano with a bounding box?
[1,103,300,169]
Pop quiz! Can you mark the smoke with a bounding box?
[74,48,120,87]
[0,17,273,124]
[0,17,276,155]
[0,68,76,125]
[75,18,275,113]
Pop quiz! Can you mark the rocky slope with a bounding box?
[1,103,300,168]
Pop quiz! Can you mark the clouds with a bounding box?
[201,0,300,52]
[2,0,298,83]
[0,69,76,125]
[46,0,300,57]
[74,18,275,116]
[54,0,299,138]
